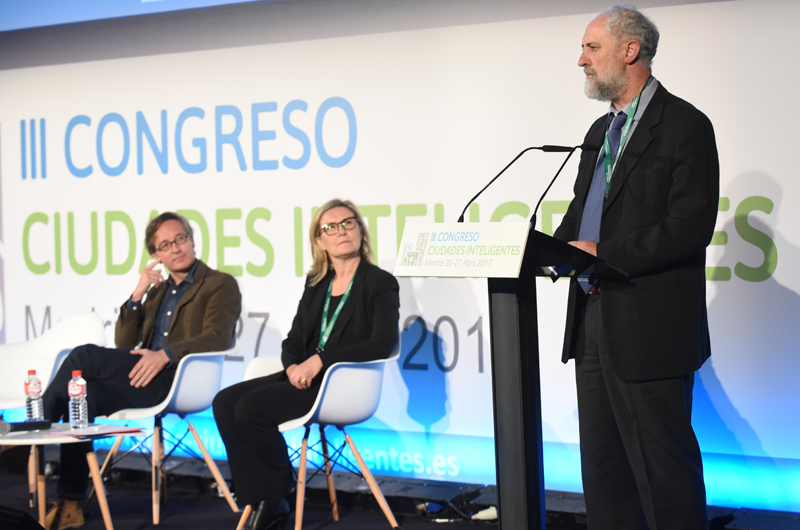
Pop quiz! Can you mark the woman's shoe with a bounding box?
[245,498,290,530]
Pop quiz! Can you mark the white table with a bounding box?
[0,423,140,530]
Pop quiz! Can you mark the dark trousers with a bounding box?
[575,295,708,530]
[212,373,319,506]
[42,344,175,500]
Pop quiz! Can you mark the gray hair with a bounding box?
[602,6,659,68]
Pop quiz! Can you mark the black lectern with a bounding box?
[487,228,623,529]
[393,222,625,530]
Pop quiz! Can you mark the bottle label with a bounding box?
[25,381,42,394]
[68,383,85,397]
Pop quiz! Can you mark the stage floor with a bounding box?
[0,464,485,529]
[3,446,778,530]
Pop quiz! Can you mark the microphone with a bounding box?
[457,144,600,222]
[0,420,52,435]
[540,144,598,152]
[530,143,601,228]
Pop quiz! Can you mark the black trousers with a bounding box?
[575,295,708,530]
[212,373,319,506]
[42,344,175,500]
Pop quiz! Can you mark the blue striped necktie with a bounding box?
[577,111,627,293]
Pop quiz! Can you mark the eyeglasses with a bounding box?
[318,217,359,236]
[156,234,190,253]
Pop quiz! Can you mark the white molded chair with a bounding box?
[95,346,240,525]
[0,312,107,411]
[237,348,401,530]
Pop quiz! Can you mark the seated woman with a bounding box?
[213,198,400,530]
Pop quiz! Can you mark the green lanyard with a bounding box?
[317,274,354,352]
[603,75,654,194]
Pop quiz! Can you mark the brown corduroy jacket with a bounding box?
[115,260,241,363]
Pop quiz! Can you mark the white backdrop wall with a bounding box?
[1,0,799,511]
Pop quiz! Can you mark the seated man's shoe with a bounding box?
[45,499,85,530]
[245,498,290,530]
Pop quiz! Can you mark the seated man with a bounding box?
[42,212,241,530]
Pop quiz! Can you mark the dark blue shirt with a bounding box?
[126,259,199,365]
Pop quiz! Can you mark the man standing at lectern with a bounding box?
[553,6,718,529]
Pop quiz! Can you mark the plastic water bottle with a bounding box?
[24,370,44,421]
[68,370,88,429]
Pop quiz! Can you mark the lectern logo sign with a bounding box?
[402,233,429,266]
[395,222,528,278]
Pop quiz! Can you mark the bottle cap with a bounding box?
[72,370,82,377]
[28,370,36,375]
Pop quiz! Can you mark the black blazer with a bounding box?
[281,259,400,374]
[554,84,719,380]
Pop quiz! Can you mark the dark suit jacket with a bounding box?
[281,259,400,373]
[553,84,719,381]
[115,259,241,363]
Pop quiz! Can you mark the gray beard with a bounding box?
[584,67,628,102]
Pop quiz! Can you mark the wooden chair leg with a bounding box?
[85,434,125,513]
[153,418,163,525]
[31,446,45,526]
[36,447,45,523]
[343,432,401,529]
[318,428,339,521]
[161,428,168,505]
[28,446,36,508]
[86,451,114,530]
[236,505,251,530]
[294,427,310,530]
[187,423,239,512]
[100,435,125,475]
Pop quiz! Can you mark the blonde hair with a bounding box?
[308,199,374,286]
